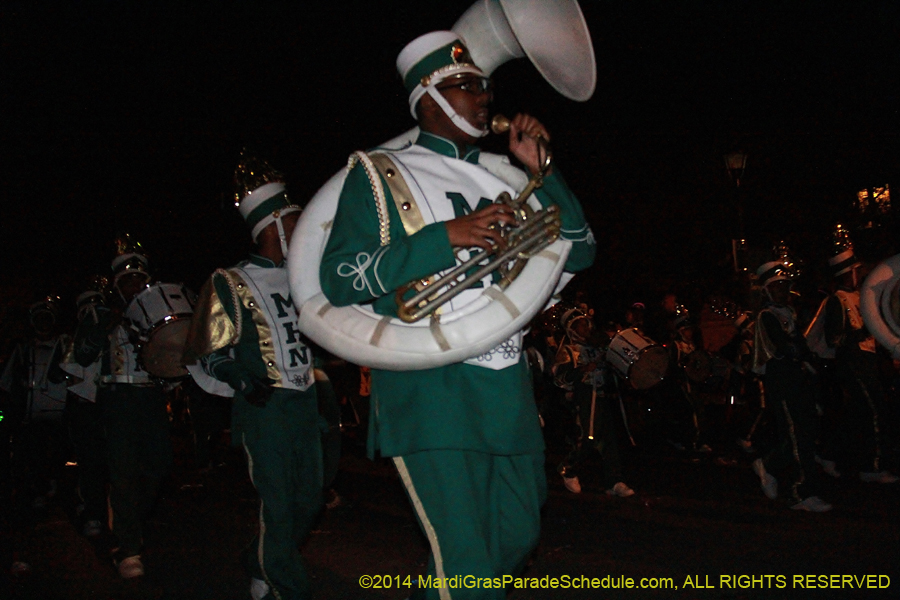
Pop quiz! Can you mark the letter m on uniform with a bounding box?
[270,293,295,318]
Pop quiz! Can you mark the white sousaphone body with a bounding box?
[288,0,596,370]
[860,253,900,359]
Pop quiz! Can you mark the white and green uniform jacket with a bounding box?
[74,308,154,387]
[0,335,70,422]
[320,132,595,456]
[193,255,314,394]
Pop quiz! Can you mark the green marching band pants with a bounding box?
[236,387,323,600]
[395,449,546,600]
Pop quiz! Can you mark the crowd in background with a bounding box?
[2,232,899,578]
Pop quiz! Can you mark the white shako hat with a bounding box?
[560,306,589,331]
[233,150,301,243]
[29,295,61,321]
[828,223,861,277]
[757,241,801,289]
[111,233,150,285]
[756,261,794,289]
[397,31,488,137]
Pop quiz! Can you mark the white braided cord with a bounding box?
[349,151,391,247]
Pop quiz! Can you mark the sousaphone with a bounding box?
[860,254,900,359]
[288,0,596,370]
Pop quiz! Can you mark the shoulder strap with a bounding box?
[368,152,428,236]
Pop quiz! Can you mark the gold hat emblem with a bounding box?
[451,43,471,65]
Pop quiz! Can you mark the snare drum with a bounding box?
[126,282,195,379]
[606,328,669,390]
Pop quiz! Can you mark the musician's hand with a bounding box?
[508,113,552,176]
[243,379,273,407]
[219,363,274,407]
[237,372,274,406]
[445,203,515,252]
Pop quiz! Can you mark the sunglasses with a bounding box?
[436,77,493,96]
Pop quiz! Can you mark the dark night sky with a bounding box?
[2,0,900,321]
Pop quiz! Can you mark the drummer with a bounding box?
[72,235,173,578]
[551,307,634,497]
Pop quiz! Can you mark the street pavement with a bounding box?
[2,424,898,600]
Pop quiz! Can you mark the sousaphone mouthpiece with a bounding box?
[491,114,511,134]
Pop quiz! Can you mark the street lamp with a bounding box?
[724,150,748,188]
[725,151,749,272]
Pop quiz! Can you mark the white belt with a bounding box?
[99,375,155,386]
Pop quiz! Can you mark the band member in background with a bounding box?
[184,153,321,600]
[180,376,230,474]
[319,32,594,597]
[624,301,646,333]
[73,236,173,577]
[668,306,711,453]
[61,276,111,538]
[750,256,832,512]
[0,297,70,516]
[552,308,634,497]
[820,227,897,484]
[727,311,767,454]
[645,291,679,344]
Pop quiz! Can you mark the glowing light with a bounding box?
[856,185,891,215]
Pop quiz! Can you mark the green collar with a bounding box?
[248,253,282,268]
[416,131,480,164]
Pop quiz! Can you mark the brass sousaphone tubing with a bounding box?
[395,115,561,323]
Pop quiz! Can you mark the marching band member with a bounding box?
[728,311,767,454]
[62,276,111,538]
[552,307,634,497]
[0,296,69,513]
[750,253,832,512]
[667,305,710,453]
[184,153,321,600]
[819,226,897,484]
[72,236,173,577]
[319,32,595,597]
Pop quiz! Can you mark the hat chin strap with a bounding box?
[275,215,290,260]
[425,86,488,139]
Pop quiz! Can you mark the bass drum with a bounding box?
[287,134,572,371]
[126,282,195,379]
[605,328,669,390]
